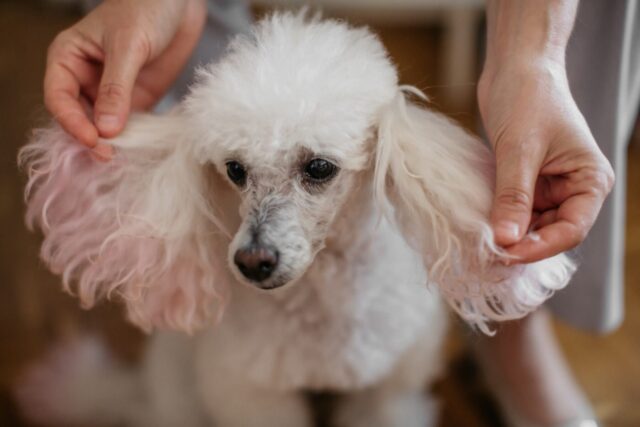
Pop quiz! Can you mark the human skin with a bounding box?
[43,0,206,158]
[479,0,615,263]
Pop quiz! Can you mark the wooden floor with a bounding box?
[0,1,638,426]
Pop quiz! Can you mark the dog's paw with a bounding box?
[13,336,116,426]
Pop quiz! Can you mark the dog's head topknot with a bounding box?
[185,11,399,157]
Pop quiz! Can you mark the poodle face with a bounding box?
[185,16,399,290]
[212,141,361,290]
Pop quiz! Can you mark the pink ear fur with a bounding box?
[19,115,228,333]
[374,88,576,334]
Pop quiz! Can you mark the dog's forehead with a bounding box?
[187,13,398,167]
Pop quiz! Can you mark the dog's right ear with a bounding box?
[20,114,229,333]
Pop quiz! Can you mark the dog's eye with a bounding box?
[226,161,247,186]
[304,158,338,183]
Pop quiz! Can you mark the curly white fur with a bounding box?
[17,11,576,427]
[20,116,229,332]
[374,87,576,333]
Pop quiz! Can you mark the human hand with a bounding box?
[478,58,615,264]
[44,0,207,158]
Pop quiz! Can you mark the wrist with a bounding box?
[482,0,577,79]
[477,56,569,122]
[479,0,577,108]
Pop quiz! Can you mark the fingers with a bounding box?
[491,141,542,247]
[45,33,116,159]
[505,220,584,263]
[530,208,557,231]
[44,56,99,148]
[506,221,583,263]
[93,31,149,138]
[503,154,614,263]
[505,190,603,263]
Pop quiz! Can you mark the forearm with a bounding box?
[483,0,578,75]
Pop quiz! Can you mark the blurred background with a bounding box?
[0,0,638,426]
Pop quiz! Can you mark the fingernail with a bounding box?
[97,114,120,133]
[495,221,520,241]
[500,258,512,266]
[526,231,541,242]
[91,143,114,161]
[499,253,521,266]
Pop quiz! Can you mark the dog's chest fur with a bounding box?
[199,217,443,391]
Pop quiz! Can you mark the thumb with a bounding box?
[94,31,149,138]
[491,143,540,247]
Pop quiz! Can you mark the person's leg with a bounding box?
[475,310,593,426]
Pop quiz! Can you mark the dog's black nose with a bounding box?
[234,246,279,282]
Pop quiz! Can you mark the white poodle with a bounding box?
[16,12,575,427]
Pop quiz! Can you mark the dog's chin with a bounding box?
[237,276,295,292]
[252,280,290,291]
[230,266,307,292]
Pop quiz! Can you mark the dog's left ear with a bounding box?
[373,88,576,333]
[20,114,229,333]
